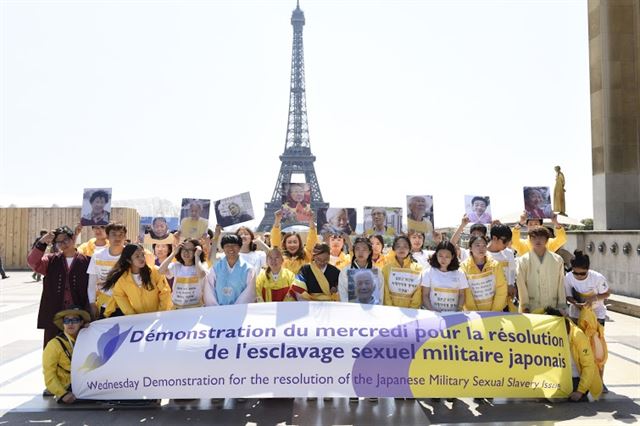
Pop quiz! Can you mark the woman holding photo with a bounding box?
[338,237,383,304]
[460,235,507,312]
[270,210,317,274]
[382,236,423,308]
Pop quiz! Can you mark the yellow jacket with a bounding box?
[382,257,423,308]
[256,268,307,302]
[42,333,75,398]
[271,225,318,274]
[511,226,566,255]
[578,307,608,371]
[111,268,173,315]
[373,254,387,269]
[332,252,351,270]
[568,321,603,398]
[77,238,109,257]
[460,256,508,312]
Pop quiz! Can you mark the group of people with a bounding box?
[29,208,609,404]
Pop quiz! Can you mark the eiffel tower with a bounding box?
[257,1,328,232]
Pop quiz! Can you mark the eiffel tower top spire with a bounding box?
[286,0,309,155]
[257,2,329,232]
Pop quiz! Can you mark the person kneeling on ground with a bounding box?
[42,306,91,404]
[544,306,603,402]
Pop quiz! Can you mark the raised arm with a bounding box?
[548,215,566,252]
[450,214,470,246]
[158,243,180,275]
[510,211,528,255]
[270,210,283,249]
[303,214,318,259]
[27,232,54,275]
[254,237,270,252]
[194,246,208,277]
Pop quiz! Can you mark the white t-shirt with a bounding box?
[564,270,609,319]
[460,248,470,262]
[167,263,205,308]
[66,257,74,268]
[87,248,121,305]
[132,273,143,287]
[238,251,266,273]
[421,268,469,312]
[411,250,433,268]
[487,248,516,286]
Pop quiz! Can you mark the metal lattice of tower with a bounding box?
[257,1,328,232]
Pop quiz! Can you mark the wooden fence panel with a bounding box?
[0,207,140,269]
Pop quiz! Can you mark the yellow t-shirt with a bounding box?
[180,217,209,240]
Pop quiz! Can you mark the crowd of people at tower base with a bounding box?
[27,209,609,405]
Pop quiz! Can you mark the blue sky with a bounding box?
[0,0,592,228]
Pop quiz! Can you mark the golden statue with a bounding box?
[553,165,566,215]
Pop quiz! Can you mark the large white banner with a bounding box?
[72,302,572,399]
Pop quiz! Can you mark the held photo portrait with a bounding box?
[465,195,492,224]
[364,206,402,237]
[406,195,434,234]
[81,188,112,226]
[281,183,313,224]
[179,198,211,239]
[214,192,254,228]
[523,186,553,219]
[317,208,357,236]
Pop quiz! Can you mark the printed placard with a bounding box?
[467,272,496,302]
[214,192,254,228]
[364,207,402,237]
[431,287,459,312]
[465,195,492,224]
[346,269,380,304]
[523,186,553,219]
[388,269,421,296]
[318,208,357,236]
[140,216,179,244]
[81,188,112,226]
[407,195,434,233]
[172,277,203,307]
[281,183,313,225]
[179,198,211,240]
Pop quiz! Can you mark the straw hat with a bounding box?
[53,306,91,330]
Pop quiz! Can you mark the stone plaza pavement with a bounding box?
[0,271,639,425]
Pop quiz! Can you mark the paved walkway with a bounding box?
[1,271,639,425]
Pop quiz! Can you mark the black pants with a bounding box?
[99,306,124,319]
[571,377,589,402]
[0,256,7,278]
